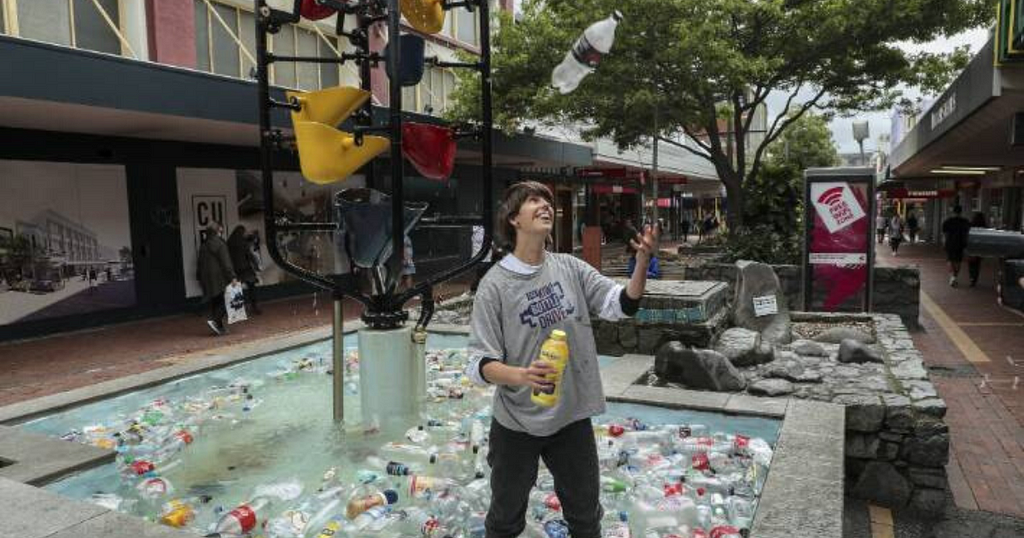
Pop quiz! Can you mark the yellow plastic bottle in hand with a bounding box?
[531,330,570,407]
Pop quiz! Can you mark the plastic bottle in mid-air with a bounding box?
[550,11,623,94]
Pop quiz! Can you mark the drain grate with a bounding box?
[927,364,980,378]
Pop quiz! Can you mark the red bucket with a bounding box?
[402,123,456,181]
[300,0,337,20]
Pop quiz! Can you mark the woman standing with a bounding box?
[888,213,905,256]
[228,225,261,315]
[466,181,658,538]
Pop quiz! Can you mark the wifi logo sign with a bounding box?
[811,182,865,233]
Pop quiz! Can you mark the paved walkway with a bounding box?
[876,241,1024,520]
[0,279,470,409]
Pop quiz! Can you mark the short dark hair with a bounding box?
[953,205,963,214]
[496,181,554,252]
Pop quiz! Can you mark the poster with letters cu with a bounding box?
[803,171,875,312]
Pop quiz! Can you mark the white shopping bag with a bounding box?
[224,282,248,324]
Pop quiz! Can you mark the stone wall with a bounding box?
[684,263,920,328]
[840,313,948,513]
[637,312,949,512]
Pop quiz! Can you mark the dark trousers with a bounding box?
[243,280,260,311]
[486,418,602,538]
[968,257,982,284]
[209,293,226,327]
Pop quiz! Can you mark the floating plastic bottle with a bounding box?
[409,475,456,499]
[211,496,272,536]
[551,11,623,94]
[345,489,398,519]
[159,495,211,528]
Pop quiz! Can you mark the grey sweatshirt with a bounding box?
[466,253,624,436]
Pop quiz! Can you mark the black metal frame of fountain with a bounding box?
[253,0,494,422]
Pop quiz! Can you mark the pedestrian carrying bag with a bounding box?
[224,282,247,324]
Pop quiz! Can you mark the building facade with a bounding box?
[0,0,592,340]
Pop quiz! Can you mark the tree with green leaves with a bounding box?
[448,0,987,229]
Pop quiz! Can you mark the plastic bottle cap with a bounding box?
[382,489,399,504]
[550,329,567,341]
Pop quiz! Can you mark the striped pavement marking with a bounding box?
[920,291,992,364]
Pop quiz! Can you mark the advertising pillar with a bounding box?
[803,167,876,312]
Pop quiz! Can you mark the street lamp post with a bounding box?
[853,120,870,166]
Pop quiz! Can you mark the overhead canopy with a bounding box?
[890,39,1024,181]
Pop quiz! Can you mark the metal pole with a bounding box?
[332,296,344,422]
[388,0,403,302]
[652,109,659,224]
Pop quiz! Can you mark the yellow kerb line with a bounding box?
[868,504,895,538]
[921,291,992,363]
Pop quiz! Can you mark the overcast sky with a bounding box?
[775,27,992,154]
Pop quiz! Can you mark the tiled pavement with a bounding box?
[877,241,1024,519]
[0,280,470,409]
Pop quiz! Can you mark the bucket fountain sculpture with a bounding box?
[254,0,494,426]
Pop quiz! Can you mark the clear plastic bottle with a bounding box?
[379,442,438,466]
[603,512,631,538]
[345,489,398,519]
[408,475,456,500]
[211,496,272,536]
[550,11,623,94]
[158,495,212,528]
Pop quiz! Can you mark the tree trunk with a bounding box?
[716,166,744,231]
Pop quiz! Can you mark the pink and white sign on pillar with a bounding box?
[804,172,875,312]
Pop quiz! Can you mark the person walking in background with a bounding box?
[400,234,416,290]
[906,211,919,244]
[228,225,262,315]
[887,213,905,256]
[942,205,972,288]
[876,212,888,244]
[197,223,237,335]
[968,211,988,287]
[680,215,691,244]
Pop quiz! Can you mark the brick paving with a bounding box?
[877,241,1024,519]
[0,280,470,409]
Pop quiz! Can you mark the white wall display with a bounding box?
[0,160,135,325]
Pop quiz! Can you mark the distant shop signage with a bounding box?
[888,188,956,199]
[930,94,957,129]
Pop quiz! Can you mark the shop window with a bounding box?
[240,10,257,78]
[455,8,477,46]
[73,0,120,54]
[273,24,297,87]
[194,0,211,71]
[296,28,319,90]
[15,0,125,55]
[17,0,72,47]
[212,2,241,77]
[195,1,343,89]
[320,37,340,88]
[402,85,418,112]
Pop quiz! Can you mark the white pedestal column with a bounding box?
[358,326,422,428]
